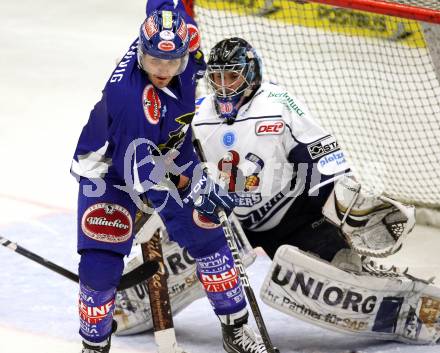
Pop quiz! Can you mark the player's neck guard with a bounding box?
[215,86,259,124]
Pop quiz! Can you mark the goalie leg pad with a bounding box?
[260,245,440,344]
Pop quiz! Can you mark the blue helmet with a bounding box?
[207,38,262,123]
[138,10,190,62]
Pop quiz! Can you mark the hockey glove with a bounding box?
[181,170,235,223]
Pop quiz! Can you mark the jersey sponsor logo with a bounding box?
[79,298,115,324]
[81,203,132,243]
[142,84,161,125]
[308,136,339,159]
[268,92,305,117]
[232,192,262,207]
[255,120,285,135]
[271,264,377,314]
[158,40,176,51]
[317,151,347,175]
[176,21,188,42]
[240,189,287,224]
[144,16,158,39]
[200,268,239,292]
[187,24,201,52]
[159,30,175,41]
[222,131,236,147]
[192,210,221,229]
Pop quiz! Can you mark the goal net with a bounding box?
[191,0,440,222]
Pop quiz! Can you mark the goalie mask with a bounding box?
[138,10,190,78]
[207,38,262,124]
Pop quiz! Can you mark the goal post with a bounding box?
[307,0,440,24]
[189,0,440,224]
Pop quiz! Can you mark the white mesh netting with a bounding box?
[194,0,440,215]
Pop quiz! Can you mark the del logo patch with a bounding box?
[81,203,132,243]
[143,84,161,125]
[255,120,285,135]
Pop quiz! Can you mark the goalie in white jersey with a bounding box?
[192,38,440,346]
[193,37,350,261]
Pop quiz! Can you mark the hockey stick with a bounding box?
[141,227,187,353]
[0,235,158,291]
[192,136,279,353]
[0,212,159,291]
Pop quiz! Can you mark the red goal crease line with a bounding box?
[309,0,440,24]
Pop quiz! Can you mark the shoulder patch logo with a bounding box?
[317,151,347,175]
[308,136,339,159]
[143,84,161,125]
[187,24,201,52]
[255,120,285,135]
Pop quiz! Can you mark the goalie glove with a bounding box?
[322,176,416,258]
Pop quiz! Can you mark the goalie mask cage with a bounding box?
[189,0,440,222]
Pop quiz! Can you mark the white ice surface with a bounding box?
[0,1,440,353]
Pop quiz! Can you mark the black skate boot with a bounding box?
[81,337,111,353]
[219,309,267,353]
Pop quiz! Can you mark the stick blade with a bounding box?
[117,260,159,290]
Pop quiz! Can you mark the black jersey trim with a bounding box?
[193,115,283,127]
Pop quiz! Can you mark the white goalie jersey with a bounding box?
[193,82,350,232]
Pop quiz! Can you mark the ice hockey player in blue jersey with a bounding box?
[71,3,270,353]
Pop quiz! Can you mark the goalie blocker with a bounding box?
[261,245,440,344]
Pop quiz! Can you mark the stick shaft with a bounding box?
[193,136,277,353]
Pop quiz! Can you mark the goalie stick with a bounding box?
[192,136,280,353]
[0,211,159,290]
[141,225,188,353]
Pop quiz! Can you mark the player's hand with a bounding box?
[181,170,235,223]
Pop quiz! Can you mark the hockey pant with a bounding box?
[77,179,246,342]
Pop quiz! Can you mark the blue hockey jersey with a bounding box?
[71,35,203,193]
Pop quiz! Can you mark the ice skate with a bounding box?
[81,337,110,353]
[219,309,267,353]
